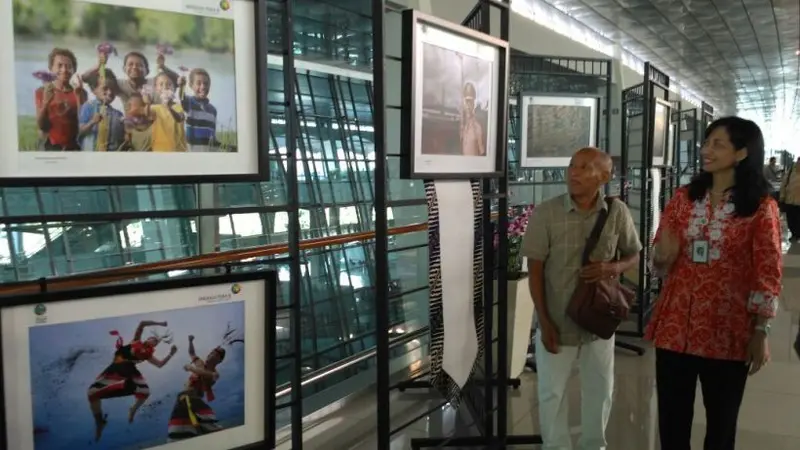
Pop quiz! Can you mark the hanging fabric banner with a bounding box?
[425,179,485,404]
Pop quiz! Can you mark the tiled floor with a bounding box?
[294,245,800,449]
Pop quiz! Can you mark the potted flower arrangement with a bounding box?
[495,204,535,278]
[492,203,536,378]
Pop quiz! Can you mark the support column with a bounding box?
[609,44,624,161]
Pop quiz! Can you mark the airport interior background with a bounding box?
[1,0,799,449]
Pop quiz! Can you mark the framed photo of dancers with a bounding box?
[0,270,277,450]
[400,9,510,179]
[519,94,598,168]
[0,0,270,186]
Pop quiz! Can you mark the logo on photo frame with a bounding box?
[219,0,231,11]
[231,283,242,294]
[34,304,47,324]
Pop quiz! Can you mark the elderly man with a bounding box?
[521,147,642,450]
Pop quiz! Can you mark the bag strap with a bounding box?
[581,198,614,266]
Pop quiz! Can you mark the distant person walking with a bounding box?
[763,156,781,201]
[779,156,800,240]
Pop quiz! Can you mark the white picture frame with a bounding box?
[652,99,672,167]
[519,94,598,168]
[0,272,275,450]
[400,9,509,179]
[0,0,268,185]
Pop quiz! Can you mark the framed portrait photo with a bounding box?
[400,9,509,179]
[652,98,672,167]
[0,0,269,186]
[0,270,277,450]
[519,94,598,168]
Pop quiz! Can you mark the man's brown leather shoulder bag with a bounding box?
[566,198,634,340]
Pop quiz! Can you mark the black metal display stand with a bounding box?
[277,0,305,448]
[506,52,613,370]
[674,105,701,186]
[618,62,676,354]
[371,1,542,448]
[0,269,279,450]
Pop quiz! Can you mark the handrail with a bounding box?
[275,326,429,399]
[0,221,428,295]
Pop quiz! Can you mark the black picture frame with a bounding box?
[400,8,509,180]
[0,1,270,187]
[0,270,277,450]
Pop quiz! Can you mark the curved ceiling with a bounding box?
[537,0,800,126]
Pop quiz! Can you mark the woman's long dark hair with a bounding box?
[687,116,769,217]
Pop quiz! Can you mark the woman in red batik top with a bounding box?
[646,116,781,450]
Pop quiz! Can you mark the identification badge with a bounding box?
[691,240,709,264]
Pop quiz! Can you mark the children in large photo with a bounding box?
[28,301,246,450]
[12,0,238,153]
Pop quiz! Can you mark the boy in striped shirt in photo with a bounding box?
[179,68,219,152]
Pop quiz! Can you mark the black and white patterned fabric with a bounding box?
[425,179,485,406]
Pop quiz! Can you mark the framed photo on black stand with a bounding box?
[400,9,509,179]
[0,270,277,450]
[519,93,598,168]
[652,98,672,167]
[0,0,270,186]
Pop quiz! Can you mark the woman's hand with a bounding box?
[746,332,770,375]
[654,227,680,269]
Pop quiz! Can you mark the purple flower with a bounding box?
[96,42,118,57]
[156,43,174,56]
[32,71,56,82]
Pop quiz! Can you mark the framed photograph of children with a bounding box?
[0,270,278,450]
[400,9,510,179]
[651,98,672,167]
[519,94,598,168]
[0,0,270,186]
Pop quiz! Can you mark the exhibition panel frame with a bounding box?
[0,270,278,450]
[399,8,510,179]
[0,2,308,448]
[618,62,676,354]
[507,52,612,206]
[0,0,271,186]
[674,107,701,185]
[382,1,542,448]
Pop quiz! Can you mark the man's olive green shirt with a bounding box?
[521,193,643,345]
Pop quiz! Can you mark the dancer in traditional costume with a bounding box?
[167,335,226,440]
[87,320,177,441]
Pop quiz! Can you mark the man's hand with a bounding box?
[540,320,561,354]
[580,261,620,283]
